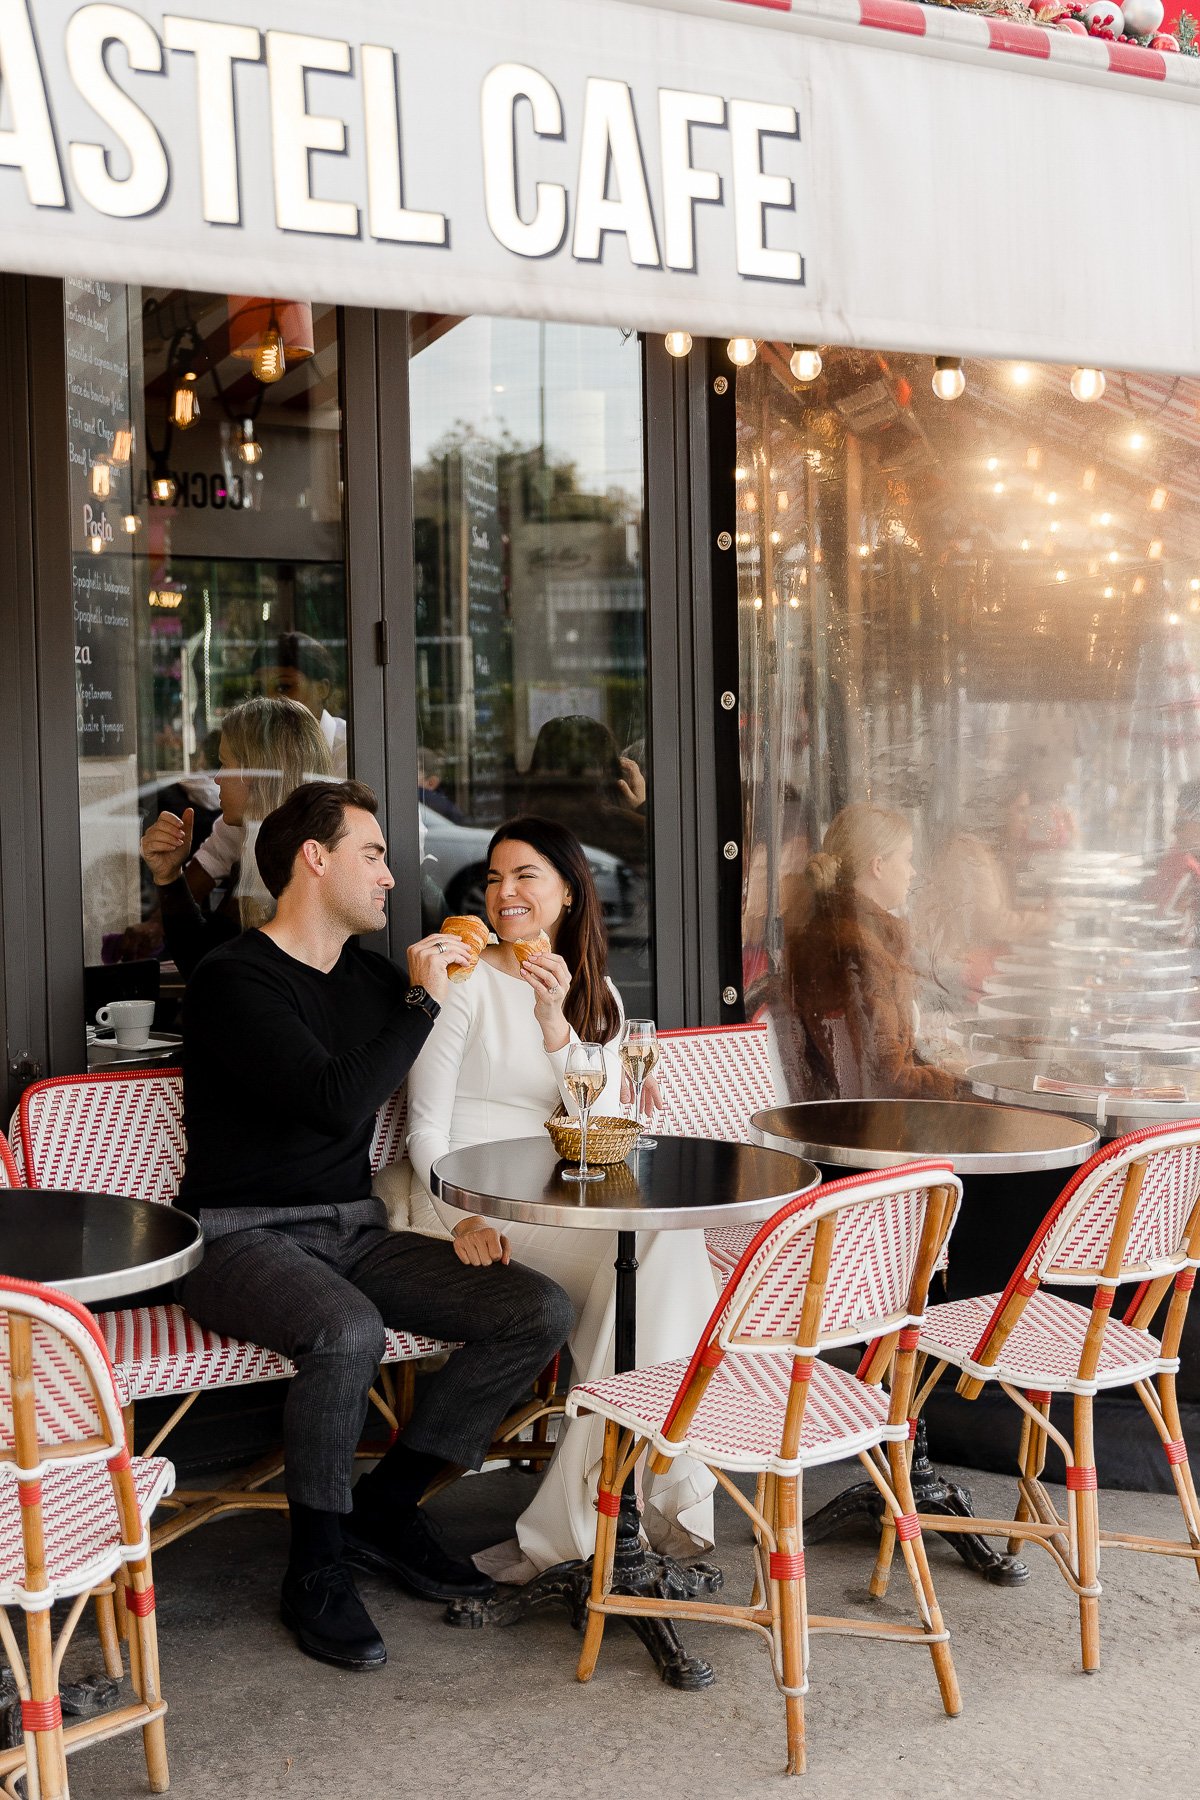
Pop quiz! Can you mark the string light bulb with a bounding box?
[89,456,112,499]
[88,531,105,555]
[110,423,134,464]
[931,357,965,401]
[726,337,757,367]
[663,331,692,358]
[123,513,141,535]
[252,316,288,383]
[151,470,177,504]
[236,420,264,465]
[1070,367,1106,403]
[170,372,200,429]
[789,345,822,382]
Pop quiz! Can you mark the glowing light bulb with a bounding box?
[1150,488,1167,512]
[1129,431,1146,452]
[986,457,999,472]
[152,473,177,504]
[88,532,104,555]
[110,424,133,464]
[89,457,112,499]
[993,483,1005,496]
[170,374,200,429]
[252,324,287,383]
[1149,540,1163,560]
[1011,365,1032,387]
[726,338,757,367]
[789,345,822,382]
[931,357,965,401]
[123,513,140,534]
[1103,586,1115,599]
[236,422,264,465]
[1070,367,1106,403]
[1055,569,1067,583]
[664,331,692,358]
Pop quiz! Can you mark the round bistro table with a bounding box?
[967,1057,1200,1138]
[431,1134,820,1690]
[0,1190,202,1301]
[750,1099,1098,1586]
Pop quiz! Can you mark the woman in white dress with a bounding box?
[406,816,717,1581]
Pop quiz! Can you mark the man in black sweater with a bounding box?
[176,779,574,1671]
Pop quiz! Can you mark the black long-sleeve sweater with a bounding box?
[177,929,431,1216]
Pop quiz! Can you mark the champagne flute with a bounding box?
[562,1041,606,1183]
[619,1018,659,1148]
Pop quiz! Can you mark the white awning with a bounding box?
[2,0,1199,370]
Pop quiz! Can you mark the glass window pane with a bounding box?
[738,350,1200,1101]
[410,317,652,1016]
[66,283,348,1038]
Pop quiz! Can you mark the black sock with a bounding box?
[287,1501,344,1575]
[352,1444,446,1523]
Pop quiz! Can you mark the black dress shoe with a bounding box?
[343,1507,496,1602]
[280,1562,387,1670]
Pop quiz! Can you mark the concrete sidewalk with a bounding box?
[67,1461,1199,1799]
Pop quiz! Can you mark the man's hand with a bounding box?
[140,808,194,887]
[406,931,472,1002]
[451,1217,510,1267]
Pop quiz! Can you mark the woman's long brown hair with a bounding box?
[487,816,622,1045]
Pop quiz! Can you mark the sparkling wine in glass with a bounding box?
[563,1042,606,1183]
[619,1019,660,1147]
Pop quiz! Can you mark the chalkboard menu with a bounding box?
[65,278,140,759]
[461,440,510,819]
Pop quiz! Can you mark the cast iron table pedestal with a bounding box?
[430,1134,819,1688]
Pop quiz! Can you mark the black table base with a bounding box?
[445,1230,723,1687]
[803,1419,1029,1586]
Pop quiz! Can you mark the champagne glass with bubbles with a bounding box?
[620,1019,660,1148]
[562,1042,607,1183]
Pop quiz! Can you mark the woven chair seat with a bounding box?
[705,1223,759,1290]
[569,1347,903,1475]
[921,1290,1164,1396]
[99,1303,455,1405]
[0,1456,174,1608]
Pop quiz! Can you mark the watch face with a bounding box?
[406,986,427,1004]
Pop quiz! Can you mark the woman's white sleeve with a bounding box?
[406,986,475,1233]
[545,978,625,1115]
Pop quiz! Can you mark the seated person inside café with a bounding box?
[785,802,959,1101]
[1140,778,1200,932]
[175,779,574,1671]
[405,817,715,1583]
[140,696,331,978]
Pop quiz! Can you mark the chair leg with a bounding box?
[126,1558,169,1794]
[1009,1398,1048,1555]
[93,1588,124,1680]
[773,1477,807,1775]
[1155,1373,1200,1579]
[26,1607,70,1800]
[577,1421,621,1684]
[1073,1398,1101,1675]
[887,1441,961,1718]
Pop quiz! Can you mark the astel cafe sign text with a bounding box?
[0,0,812,339]
[3,0,1199,368]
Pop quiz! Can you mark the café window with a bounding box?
[736,347,1200,1102]
[66,283,348,1045]
[409,316,653,1017]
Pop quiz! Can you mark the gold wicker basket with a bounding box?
[544,1107,639,1165]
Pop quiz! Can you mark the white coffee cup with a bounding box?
[96,1000,156,1048]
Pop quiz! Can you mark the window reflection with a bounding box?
[738,350,1200,1102]
[409,317,652,1016]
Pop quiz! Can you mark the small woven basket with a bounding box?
[544,1107,639,1165]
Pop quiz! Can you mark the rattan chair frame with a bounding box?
[0,1275,170,1800]
[570,1161,964,1776]
[902,1120,1200,1673]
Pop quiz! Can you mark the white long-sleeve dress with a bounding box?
[406,956,717,1580]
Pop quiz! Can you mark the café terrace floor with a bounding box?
[65,1455,1198,1800]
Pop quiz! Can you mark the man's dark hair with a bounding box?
[250,631,334,688]
[255,779,378,898]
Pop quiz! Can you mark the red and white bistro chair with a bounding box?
[0,1276,173,1800]
[0,1127,19,1190]
[567,1162,964,1776]
[655,1025,780,1288]
[907,1120,1200,1673]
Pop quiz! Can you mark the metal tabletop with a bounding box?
[431,1135,820,1231]
[750,1098,1097,1175]
[967,1059,1200,1132]
[0,1191,203,1302]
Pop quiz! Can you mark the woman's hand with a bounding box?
[519,951,573,1052]
[618,756,646,810]
[451,1217,510,1267]
[140,808,194,887]
[620,1069,664,1118]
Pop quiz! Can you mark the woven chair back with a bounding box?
[0,1276,126,1472]
[716,1161,961,1356]
[16,1071,185,1205]
[369,1086,408,1174]
[0,1126,19,1188]
[1030,1121,1200,1286]
[655,1024,777,1141]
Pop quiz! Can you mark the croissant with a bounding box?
[513,930,552,966]
[441,914,490,982]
